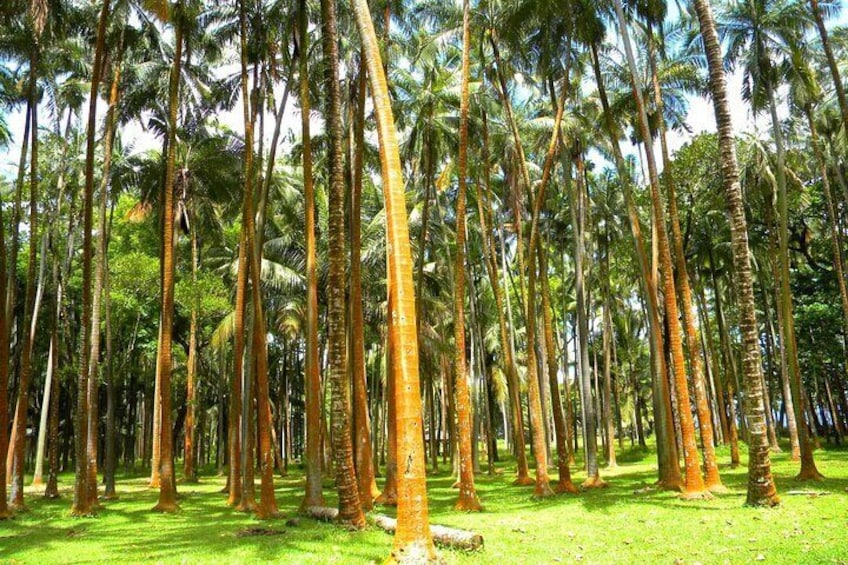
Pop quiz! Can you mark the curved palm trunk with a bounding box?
[539,243,577,493]
[569,149,604,487]
[351,0,437,559]
[184,219,198,483]
[85,44,123,507]
[72,0,111,517]
[9,65,40,511]
[475,108,532,485]
[226,229,246,506]
[588,43,681,489]
[320,0,364,528]
[451,0,481,512]
[152,4,184,513]
[613,0,707,497]
[0,130,9,520]
[237,0,278,519]
[350,57,379,508]
[765,78,822,481]
[298,0,324,512]
[646,27,722,491]
[692,0,779,505]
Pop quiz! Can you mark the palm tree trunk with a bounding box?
[320,0,364,527]
[72,0,111,517]
[350,56,379,508]
[86,42,123,508]
[451,0,482,512]
[766,79,822,481]
[184,216,199,483]
[539,242,577,493]
[351,0,437,559]
[297,0,324,512]
[152,2,184,513]
[9,50,42,511]
[613,0,707,497]
[646,26,722,490]
[474,107,532,485]
[588,42,681,490]
[692,0,779,505]
[237,0,278,519]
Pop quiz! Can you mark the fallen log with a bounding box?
[302,506,483,551]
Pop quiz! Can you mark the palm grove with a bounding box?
[0,0,846,561]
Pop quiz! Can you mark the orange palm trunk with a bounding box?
[613,0,707,497]
[351,0,437,559]
[152,3,183,513]
[451,0,482,512]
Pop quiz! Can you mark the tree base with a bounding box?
[655,477,684,492]
[375,490,398,506]
[387,541,445,565]
[454,494,483,512]
[31,478,44,488]
[532,481,556,499]
[795,469,825,481]
[555,480,579,494]
[152,500,180,513]
[581,476,609,489]
[255,507,282,520]
[679,490,713,500]
[706,483,730,494]
[0,508,12,520]
[236,498,258,513]
[745,493,780,507]
[512,475,535,487]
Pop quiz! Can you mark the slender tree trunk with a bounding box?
[613,0,707,497]
[152,3,183,513]
[766,79,822,481]
[237,0,278,519]
[351,0,438,559]
[474,107,532,485]
[451,0,482,511]
[86,42,122,507]
[9,51,42,511]
[539,243,577,493]
[646,24,722,491]
[184,217,199,483]
[589,42,681,489]
[692,0,779,505]
[298,0,324,512]
[72,0,111,516]
[320,0,364,527]
[349,56,379,508]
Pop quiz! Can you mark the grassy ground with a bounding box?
[1,444,846,564]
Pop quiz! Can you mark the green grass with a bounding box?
[1,444,846,564]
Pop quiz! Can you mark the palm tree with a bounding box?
[72,0,112,518]
[587,33,682,490]
[152,0,184,513]
[321,0,364,528]
[351,0,438,559]
[720,0,822,481]
[691,0,779,506]
[297,0,323,513]
[612,0,708,498]
[642,13,723,491]
[451,0,482,512]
